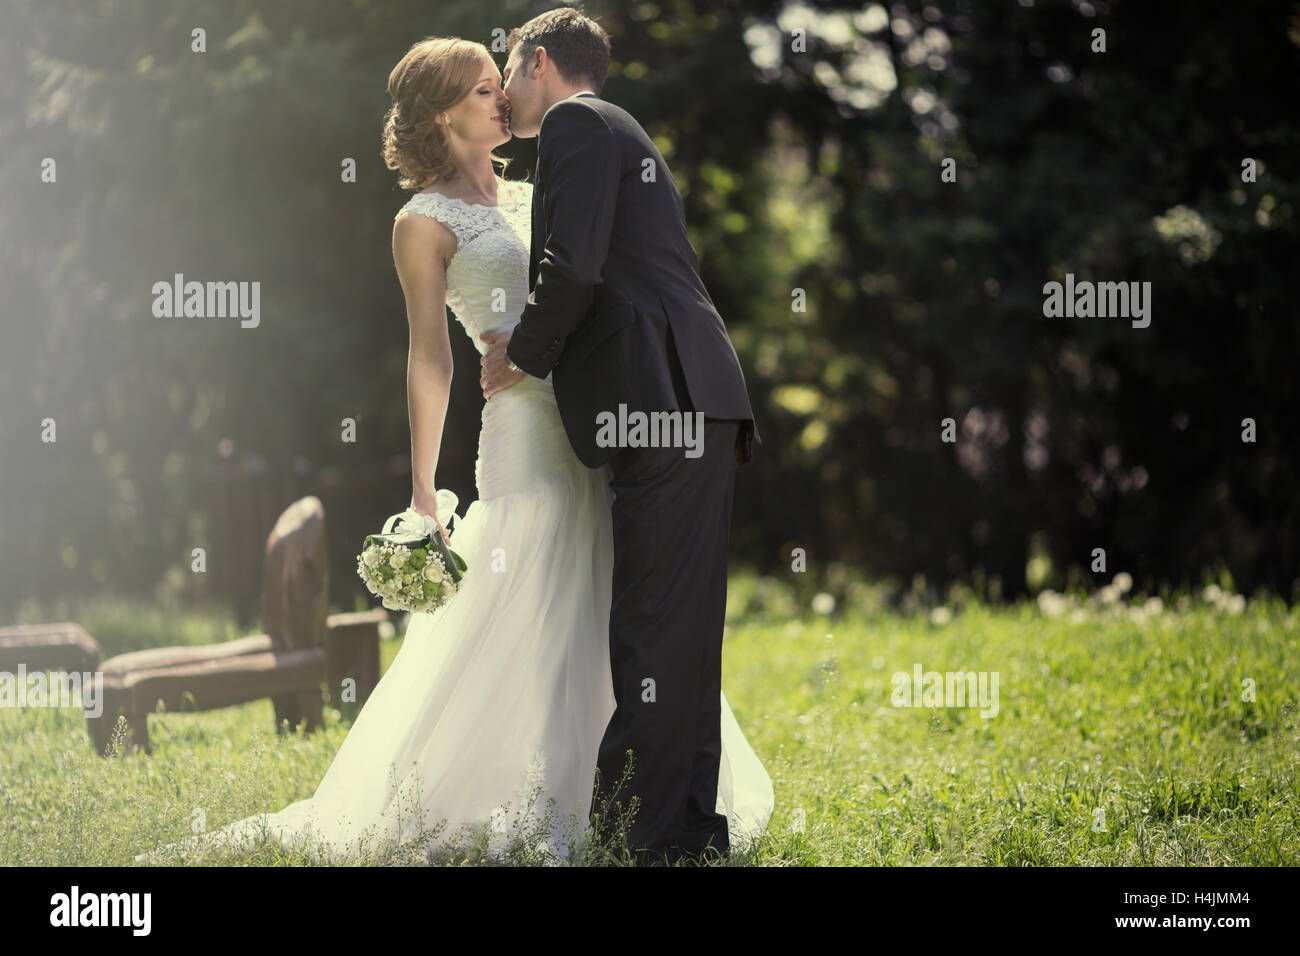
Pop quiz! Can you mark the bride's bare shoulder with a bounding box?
[393,200,457,268]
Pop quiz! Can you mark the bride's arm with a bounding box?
[392,212,456,531]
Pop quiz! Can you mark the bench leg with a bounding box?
[87,708,150,756]
[87,710,117,756]
[301,686,323,732]
[272,692,302,733]
[127,712,151,754]
[358,635,380,703]
[273,687,323,734]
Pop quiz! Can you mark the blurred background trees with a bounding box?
[2,0,1297,625]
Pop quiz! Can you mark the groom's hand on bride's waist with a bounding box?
[480,331,527,400]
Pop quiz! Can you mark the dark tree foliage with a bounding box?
[1,0,1296,620]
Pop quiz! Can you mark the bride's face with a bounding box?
[442,56,512,149]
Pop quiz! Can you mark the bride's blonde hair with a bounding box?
[382,36,511,191]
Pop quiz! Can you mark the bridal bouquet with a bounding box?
[356,489,468,613]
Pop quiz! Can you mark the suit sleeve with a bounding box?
[506,102,620,378]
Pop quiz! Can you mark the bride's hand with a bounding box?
[409,488,452,547]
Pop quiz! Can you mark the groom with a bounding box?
[481,7,759,864]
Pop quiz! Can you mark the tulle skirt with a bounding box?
[137,377,773,863]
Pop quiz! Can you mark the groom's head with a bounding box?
[502,7,611,138]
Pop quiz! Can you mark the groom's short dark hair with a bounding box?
[507,7,611,94]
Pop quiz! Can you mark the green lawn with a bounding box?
[2,573,1296,865]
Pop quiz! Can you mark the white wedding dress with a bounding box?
[136,176,773,865]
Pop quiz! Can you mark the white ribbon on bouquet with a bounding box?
[382,489,460,542]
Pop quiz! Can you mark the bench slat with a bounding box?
[113,648,326,713]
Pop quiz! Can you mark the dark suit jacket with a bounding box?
[505,92,760,468]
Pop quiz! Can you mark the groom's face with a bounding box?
[502,44,544,139]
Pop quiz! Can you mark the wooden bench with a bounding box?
[0,622,102,673]
[86,496,385,755]
[88,646,326,754]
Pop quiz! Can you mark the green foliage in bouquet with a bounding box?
[356,506,468,613]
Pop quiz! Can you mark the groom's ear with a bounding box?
[530,45,548,77]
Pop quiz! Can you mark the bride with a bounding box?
[136,37,773,866]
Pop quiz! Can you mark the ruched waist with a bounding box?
[476,376,577,501]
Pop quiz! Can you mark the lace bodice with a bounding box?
[395,177,542,365]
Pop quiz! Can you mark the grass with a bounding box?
[1,572,1296,865]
